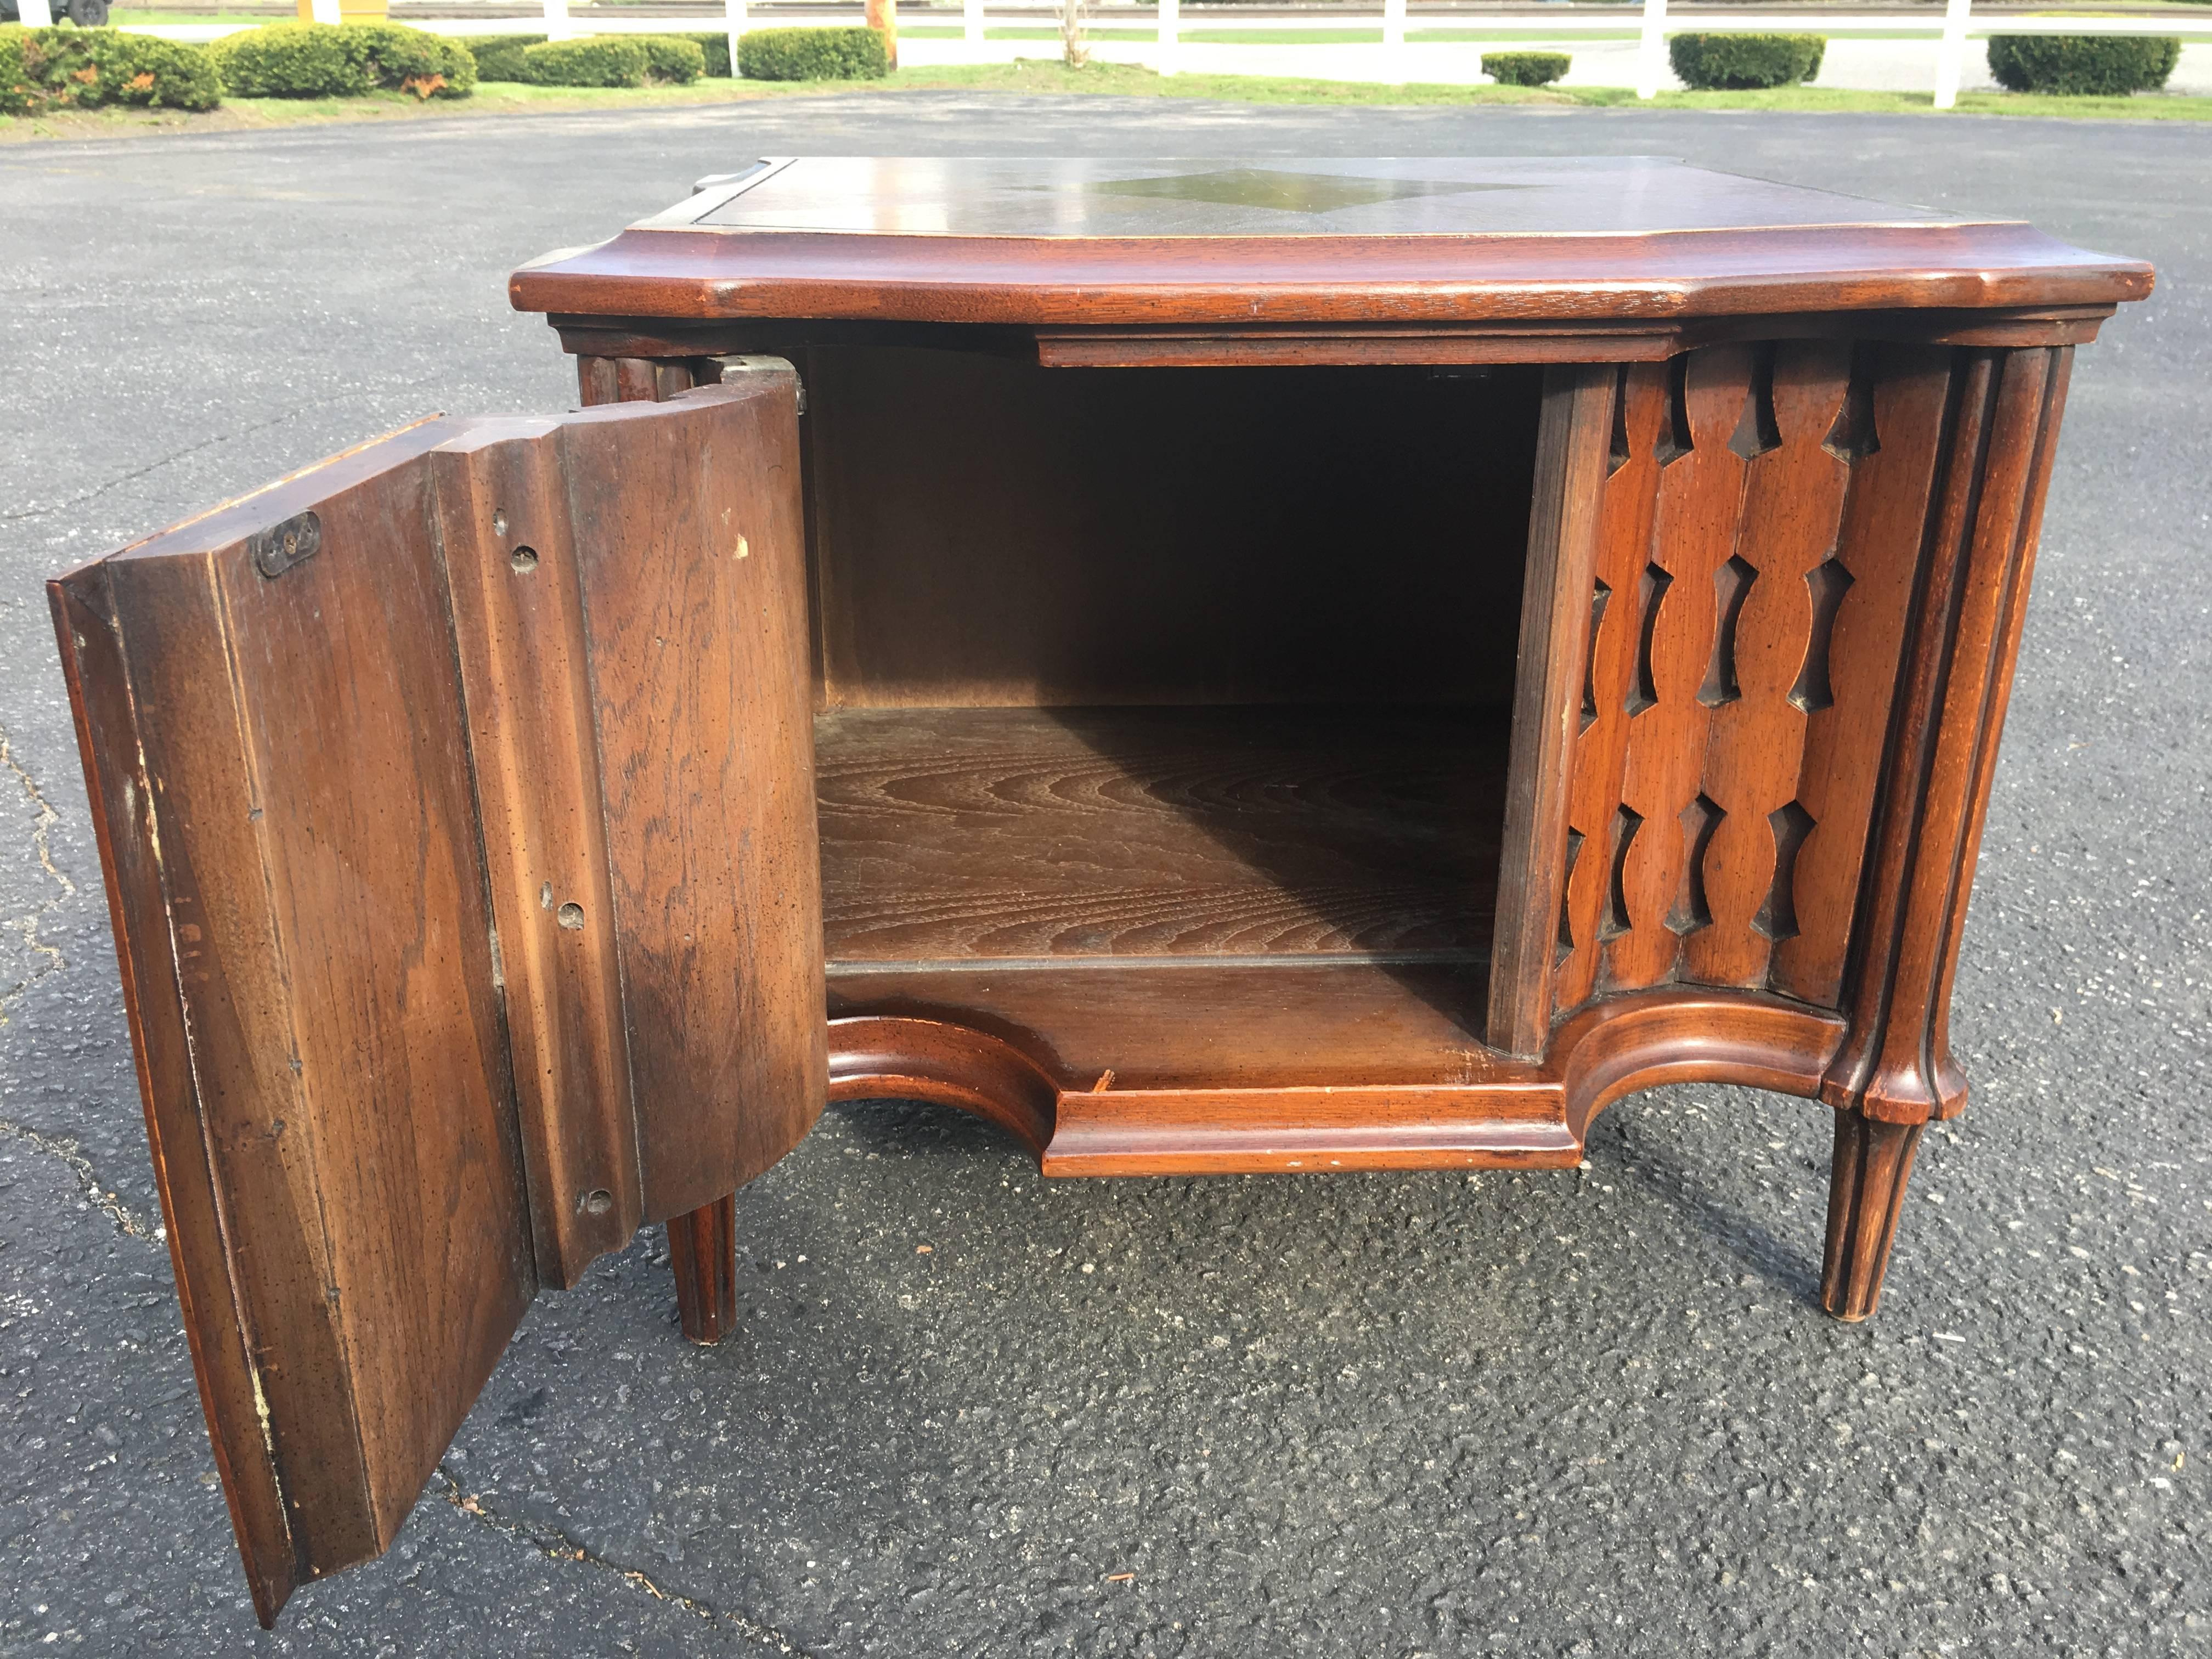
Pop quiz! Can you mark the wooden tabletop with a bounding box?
[509,155,2152,331]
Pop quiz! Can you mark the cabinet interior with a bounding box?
[802,347,1544,1010]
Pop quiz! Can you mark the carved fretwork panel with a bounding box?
[1554,340,1963,1015]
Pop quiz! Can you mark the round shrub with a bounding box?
[343,21,475,98]
[631,33,705,84]
[1482,49,1568,86]
[454,32,542,83]
[1987,34,2180,95]
[211,22,366,97]
[737,25,888,82]
[1667,32,1825,91]
[520,34,650,87]
[3,25,222,111]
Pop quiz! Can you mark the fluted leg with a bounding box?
[667,1194,737,1344]
[1820,1111,1925,1321]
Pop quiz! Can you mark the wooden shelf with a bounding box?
[817,705,1510,969]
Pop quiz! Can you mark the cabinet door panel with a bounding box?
[560,379,825,1220]
[48,380,823,1623]
[52,421,534,1622]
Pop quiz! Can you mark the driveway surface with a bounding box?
[1,101,2207,1656]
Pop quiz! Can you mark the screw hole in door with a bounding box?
[580,1188,614,1217]
[510,545,539,574]
[556,902,585,930]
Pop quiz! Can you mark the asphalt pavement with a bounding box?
[1,101,2208,1656]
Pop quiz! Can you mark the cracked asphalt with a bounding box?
[1,100,2208,1657]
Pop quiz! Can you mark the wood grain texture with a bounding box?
[667,1193,738,1344]
[1771,344,1955,1007]
[50,426,539,1623]
[1681,340,1854,990]
[509,158,2151,329]
[1487,362,1616,1057]
[1821,1111,1925,1321]
[1821,347,2073,1125]
[560,378,828,1221]
[548,305,2121,375]
[803,348,1539,710]
[820,974,1841,1175]
[49,569,302,1623]
[817,706,1509,966]
[432,421,641,1288]
[1553,341,1933,1020]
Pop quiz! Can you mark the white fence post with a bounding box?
[1635,0,1668,98]
[964,0,986,55]
[1381,0,1407,83]
[16,0,52,25]
[1156,0,1179,76]
[543,0,572,43]
[725,0,746,77]
[1933,0,1972,109]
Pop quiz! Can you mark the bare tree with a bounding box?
[1060,0,1089,67]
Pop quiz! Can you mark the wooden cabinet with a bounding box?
[50,157,2151,1623]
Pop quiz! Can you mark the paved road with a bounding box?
[2,103,2207,1656]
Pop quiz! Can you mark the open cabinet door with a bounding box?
[47,377,825,1624]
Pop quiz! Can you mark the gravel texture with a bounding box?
[0,101,2206,1656]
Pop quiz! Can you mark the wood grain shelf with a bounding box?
[816,704,1511,969]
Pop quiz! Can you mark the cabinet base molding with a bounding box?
[819,985,1848,1175]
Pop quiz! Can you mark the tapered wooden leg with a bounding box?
[667,1195,738,1344]
[1820,1111,1925,1322]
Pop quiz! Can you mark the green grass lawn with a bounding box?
[8,58,2212,143]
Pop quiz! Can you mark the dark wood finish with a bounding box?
[801,348,1537,711]
[549,306,2120,374]
[510,158,2149,335]
[1821,1111,1925,1321]
[667,1193,740,1342]
[433,419,642,1286]
[565,376,827,1221]
[1820,347,2074,1124]
[50,427,538,1623]
[50,381,826,1611]
[575,352,827,1335]
[1487,363,1616,1057]
[817,706,1508,965]
[1553,340,1948,1014]
[53,156,2153,1625]
[819,978,1844,1174]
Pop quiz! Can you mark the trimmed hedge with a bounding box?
[676,30,733,77]
[1987,33,2180,95]
[211,21,473,99]
[1,25,222,113]
[345,20,475,97]
[211,21,361,95]
[737,25,887,81]
[452,31,543,82]
[518,34,648,86]
[633,33,705,84]
[1667,32,1825,90]
[1482,49,1569,86]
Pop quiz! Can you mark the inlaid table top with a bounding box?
[509,155,2152,328]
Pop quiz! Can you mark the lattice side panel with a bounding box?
[1554,363,1667,1009]
[1770,344,1957,1007]
[1605,346,1753,993]
[1683,342,1854,989]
